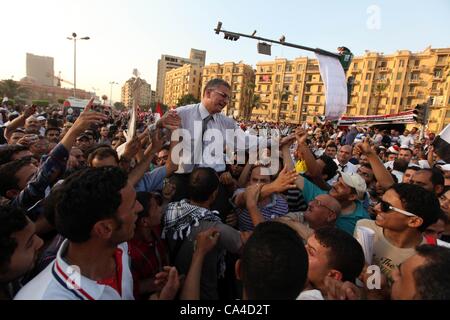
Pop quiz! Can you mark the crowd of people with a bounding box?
[1,78,450,300]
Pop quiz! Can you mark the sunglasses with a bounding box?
[378,200,417,217]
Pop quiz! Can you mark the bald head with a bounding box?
[304,194,341,230]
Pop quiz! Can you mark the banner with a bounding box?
[315,53,348,121]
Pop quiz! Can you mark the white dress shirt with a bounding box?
[174,103,272,173]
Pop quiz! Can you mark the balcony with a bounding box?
[433,76,444,82]
[376,79,388,84]
[430,89,442,96]
[436,59,447,67]
[409,78,421,85]
[407,92,416,97]
[411,66,420,72]
[379,67,390,72]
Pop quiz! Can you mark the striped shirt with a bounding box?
[234,188,289,231]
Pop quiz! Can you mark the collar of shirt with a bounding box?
[198,103,216,121]
[53,239,129,300]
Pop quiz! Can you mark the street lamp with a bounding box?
[67,32,90,98]
[109,81,118,106]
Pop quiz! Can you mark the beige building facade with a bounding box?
[202,62,255,118]
[163,64,203,107]
[156,48,206,102]
[121,77,152,108]
[249,47,450,132]
[252,57,325,124]
[347,47,450,132]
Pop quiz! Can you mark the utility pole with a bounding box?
[214,21,341,59]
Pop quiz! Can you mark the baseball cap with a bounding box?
[36,116,46,121]
[340,172,367,200]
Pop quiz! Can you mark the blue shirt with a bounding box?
[302,178,369,235]
[12,143,69,211]
[233,188,289,232]
[135,166,166,192]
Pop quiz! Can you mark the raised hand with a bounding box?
[194,228,220,256]
[151,266,180,300]
[245,183,263,209]
[295,127,308,145]
[159,111,181,131]
[122,136,141,161]
[270,165,298,192]
[70,98,108,135]
[324,276,362,300]
[23,105,37,118]
[354,137,374,156]
[219,171,234,186]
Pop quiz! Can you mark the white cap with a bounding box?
[440,164,450,171]
[341,172,367,200]
[36,116,46,121]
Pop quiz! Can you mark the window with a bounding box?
[407,97,413,105]
[297,64,303,72]
[365,73,372,81]
[286,65,292,72]
[359,108,366,115]
[277,65,282,72]
[353,63,358,69]
[434,69,443,78]
[399,60,405,68]
[317,85,322,93]
[276,75,280,82]
[364,85,369,92]
[305,84,311,92]
[414,60,420,66]
[446,110,450,118]
[394,85,400,92]
[316,96,321,103]
[296,75,301,82]
[396,72,403,80]
[437,56,446,64]
[392,97,397,105]
[367,61,373,69]
[304,95,310,102]
[307,75,313,81]
[361,97,367,103]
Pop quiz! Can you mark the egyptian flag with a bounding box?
[155,102,164,118]
[432,124,450,163]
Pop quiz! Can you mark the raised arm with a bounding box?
[354,137,394,189]
[4,105,36,140]
[180,228,220,300]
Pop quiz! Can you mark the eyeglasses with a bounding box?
[309,199,336,215]
[378,200,418,217]
[214,90,230,101]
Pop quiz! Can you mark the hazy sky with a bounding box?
[1,0,449,103]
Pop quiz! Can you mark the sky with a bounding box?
[1,0,449,103]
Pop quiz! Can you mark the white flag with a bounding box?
[315,53,348,120]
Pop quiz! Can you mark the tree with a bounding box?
[176,94,200,107]
[245,94,260,121]
[32,100,49,108]
[275,86,291,122]
[0,79,30,102]
[371,78,390,115]
[242,82,256,120]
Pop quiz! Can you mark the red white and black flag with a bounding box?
[432,124,450,163]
